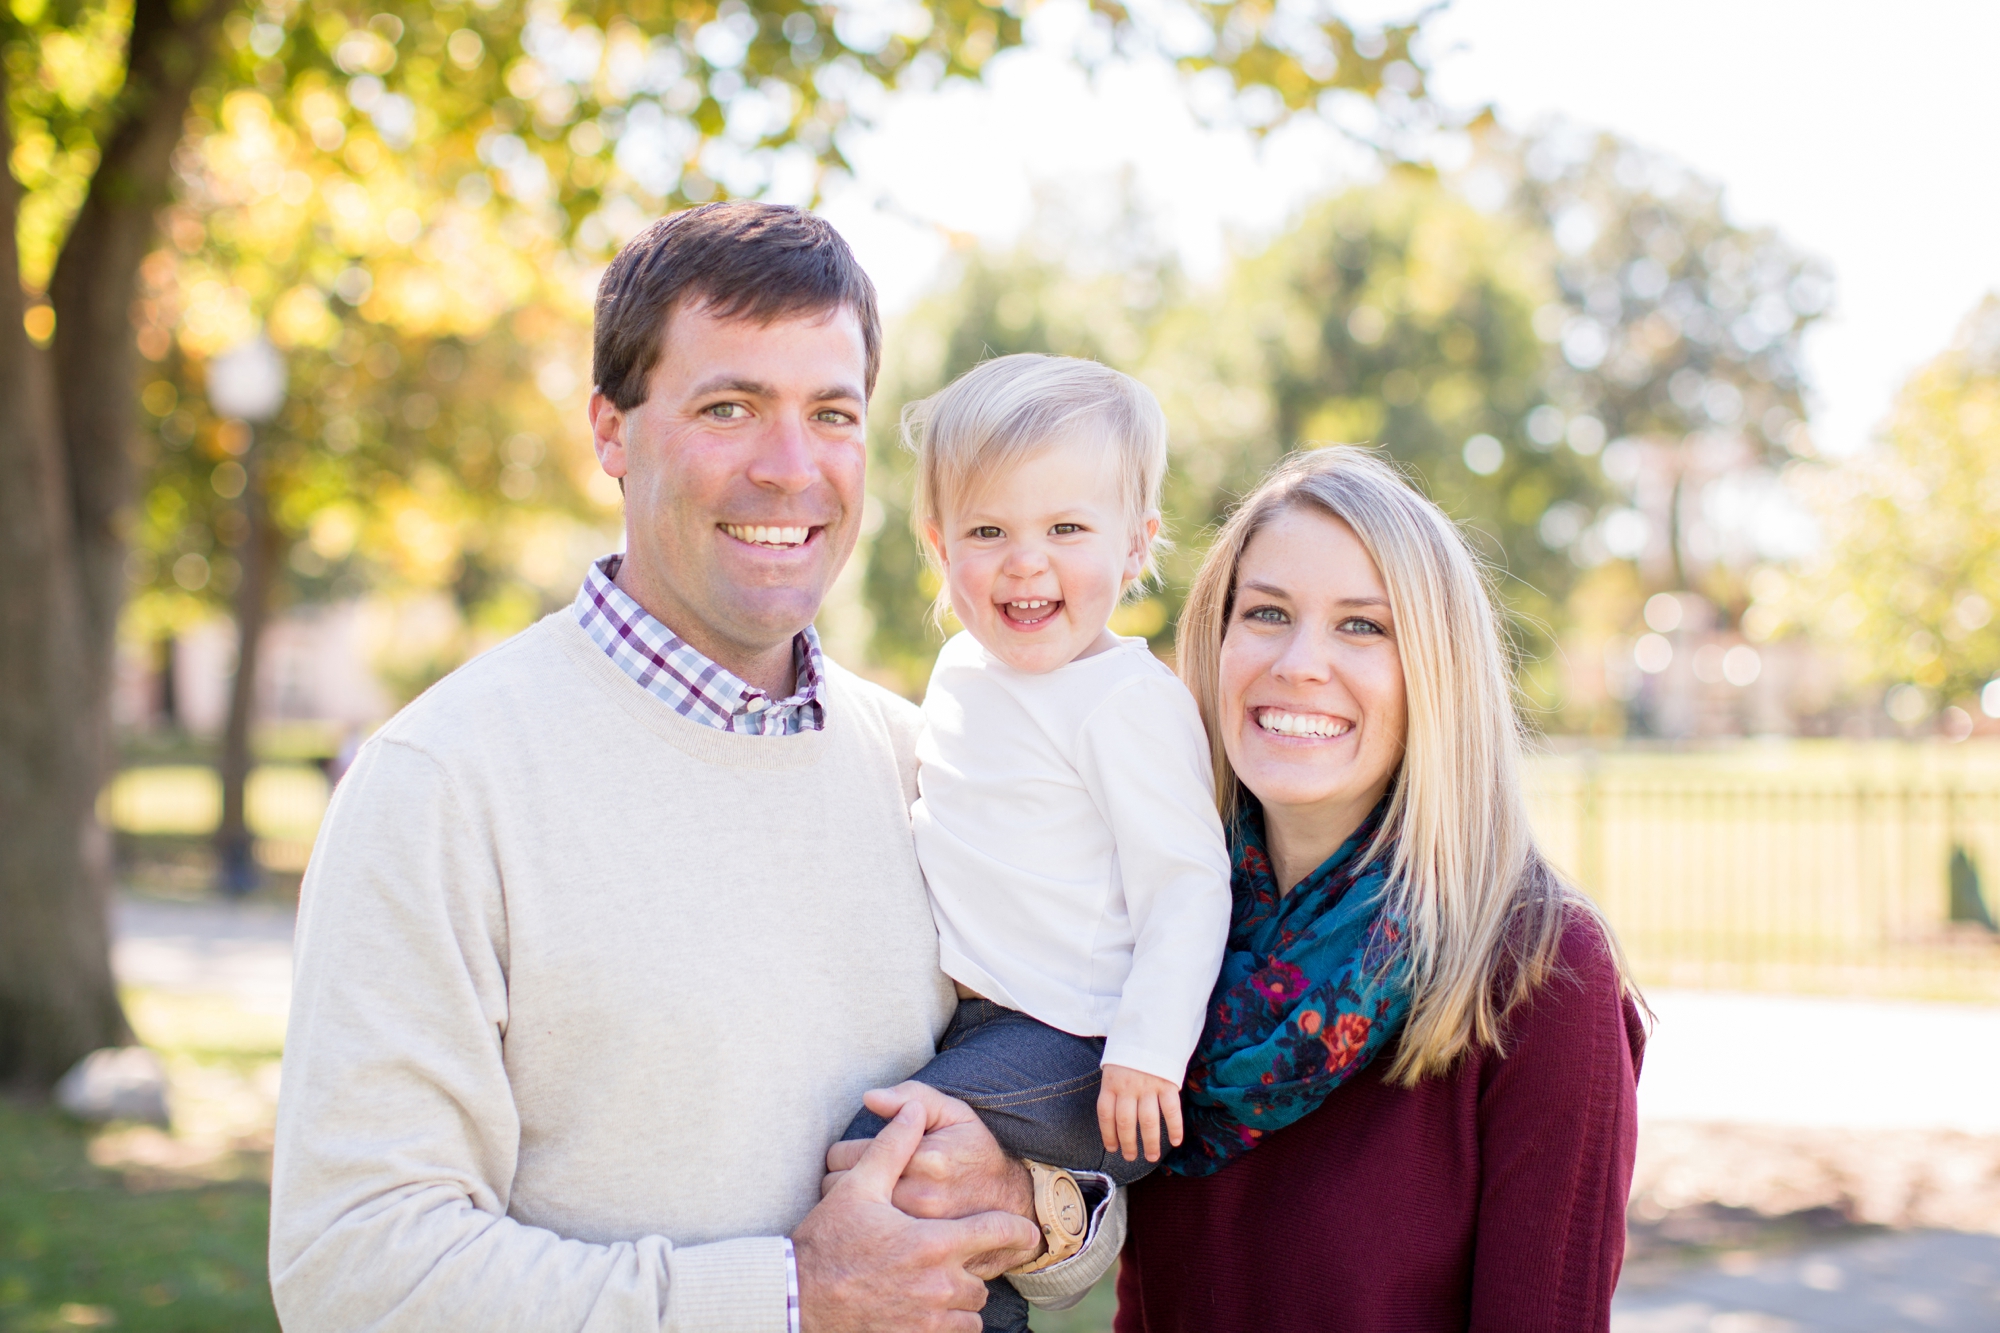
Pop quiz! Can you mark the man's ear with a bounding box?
[588,391,629,481]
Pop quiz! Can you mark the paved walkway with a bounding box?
[1640,989,2000,1134]
[1613,1228,2000,1330]
[113,893,295,1013]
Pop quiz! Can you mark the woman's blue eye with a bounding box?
[1339,617,1384,635]
[1244,605,1288,624]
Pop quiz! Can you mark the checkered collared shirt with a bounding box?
[573,554,826,736]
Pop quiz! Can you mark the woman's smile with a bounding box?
[1251,707,1354,740]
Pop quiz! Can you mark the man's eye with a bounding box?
[970,526,1003,539]
[813,408,855,425]
[1050,523,1083,536]
[707,402,749,419]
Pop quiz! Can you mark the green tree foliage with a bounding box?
[1476,125,1829,603]
[1783,297,2000,711]
[124,323,597,695]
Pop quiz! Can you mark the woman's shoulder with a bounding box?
[1492,900,1647,1079]
[1549,903,1628,991]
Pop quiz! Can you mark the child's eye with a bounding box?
[970,525,1003,540]
[1050,523,1083,536]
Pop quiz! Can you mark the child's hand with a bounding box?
[1097,1063,1184,1163]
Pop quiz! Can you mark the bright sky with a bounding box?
[822,0,2000,458]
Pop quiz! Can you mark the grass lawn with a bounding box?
[0,1101,276,1333]
[1,980,284,1333]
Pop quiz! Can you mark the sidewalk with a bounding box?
[1617,988,2000,1329]
[1614,1228,2000,1331]
[1638,988,2000,1132]
[113,893,295,1012]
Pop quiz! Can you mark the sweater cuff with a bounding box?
[1007,1173,1125,1310]
[664,1235,794,1333]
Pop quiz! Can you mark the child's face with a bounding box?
[928,442,1156,674]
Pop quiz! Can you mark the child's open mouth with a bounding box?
[1000,598,1062,628]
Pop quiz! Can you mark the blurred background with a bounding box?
[5,0,1999,1328]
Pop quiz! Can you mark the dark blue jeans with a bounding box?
[841,999,1157,1333]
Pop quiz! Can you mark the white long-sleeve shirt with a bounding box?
[913,631,1232,1084]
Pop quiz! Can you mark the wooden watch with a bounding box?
[1007,1160,1088,1275]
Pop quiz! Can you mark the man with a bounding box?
[269,203,1121,1331]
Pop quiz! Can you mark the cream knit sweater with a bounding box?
[269,611,967,1331]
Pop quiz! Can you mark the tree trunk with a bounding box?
[0,0,229,1091]
[217,434,278,896]
[0,63,131,1090]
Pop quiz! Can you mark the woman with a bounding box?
[1117,447,1645,1331]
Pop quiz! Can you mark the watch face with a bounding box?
[1050,1175,1086,1234]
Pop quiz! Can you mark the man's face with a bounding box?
[589,302,869,669]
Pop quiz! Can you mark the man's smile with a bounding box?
[719,522,820,550]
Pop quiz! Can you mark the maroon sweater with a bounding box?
[1116,919,1644,1333]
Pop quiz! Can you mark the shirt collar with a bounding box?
[572,554,826,733]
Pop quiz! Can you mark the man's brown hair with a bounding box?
[592,201,881,410]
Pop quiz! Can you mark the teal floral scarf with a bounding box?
[1164,797,1411,1177]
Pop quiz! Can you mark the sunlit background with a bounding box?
[8,0,2000,1328]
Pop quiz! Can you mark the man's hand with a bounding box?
[795,1099,1039,1332]
[1097,1063,1183,1163]
[823,1082,1042,1279]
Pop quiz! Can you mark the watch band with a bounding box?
[1007,1160,1088,1275]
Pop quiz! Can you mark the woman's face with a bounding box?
[1218,505,1408,827]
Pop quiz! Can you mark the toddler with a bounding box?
[841,354,1231,1332]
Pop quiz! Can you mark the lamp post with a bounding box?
[205,337,287,898]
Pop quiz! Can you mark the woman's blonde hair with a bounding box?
[1177,445,1639,1084]
[904,353,1170,603]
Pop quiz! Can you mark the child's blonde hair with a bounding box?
[902,354,1171,601]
